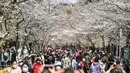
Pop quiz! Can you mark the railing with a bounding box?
[0,60,8,70]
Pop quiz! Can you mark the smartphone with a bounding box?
[44,64,53,68]
[44,64,62,70]
[113,62,116,66]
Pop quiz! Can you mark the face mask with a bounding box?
[37,61,40,63]
[13,65,17,68]
[4,52,8,56]
[23,50,27,54]
[22,68,28,72]
[83,59,86,61]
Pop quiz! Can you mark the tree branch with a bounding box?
[12,0,17,4]
[18,0,28,4]
[17,12,24,26]
[110,0,130,13]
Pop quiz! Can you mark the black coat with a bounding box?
[124,63,130,73]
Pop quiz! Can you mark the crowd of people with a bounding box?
[0,46,130,73]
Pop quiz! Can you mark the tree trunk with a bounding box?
[101,35,105,51]
[16,23,19,50]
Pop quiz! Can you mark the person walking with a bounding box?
[90,57,103,73]
[72,57,77,70]
[21,63,30,73]
[124,60,130,73]
[63,54,71,69]
[32,58,43,73]
[80,57,89,73]
[8,60,21,73]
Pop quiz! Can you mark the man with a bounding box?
[63,54,71,69]
[22,46,29,59]
[76,52,82,63]
[11,48,17,61]
[39,51,45,61]
[24,56,32,72]
[124,60,130,73]
[2,49,9,68]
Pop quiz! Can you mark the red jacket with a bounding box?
[33,62,43,73]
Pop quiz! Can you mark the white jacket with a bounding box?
[72,59,77,67]
[63,57,71,69]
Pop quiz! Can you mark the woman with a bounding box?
[21,63,30,73]
[33,58,43,73]
[8,60,21,73]
[72,57,77,70]
[90,57,103,73]
[79,57,89,73]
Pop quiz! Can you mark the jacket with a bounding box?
[33,62,43,73]
[90,62,103,73]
